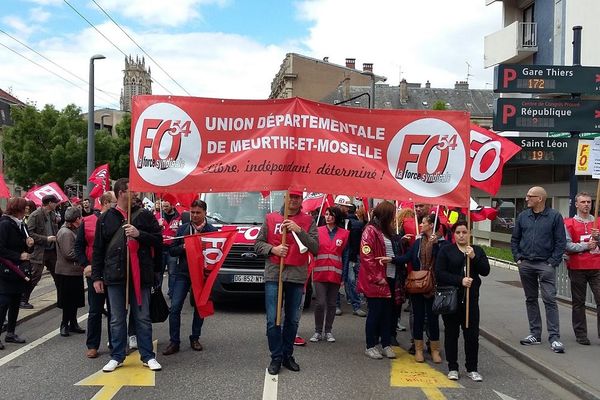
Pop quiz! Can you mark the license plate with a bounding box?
[233,274,264,283]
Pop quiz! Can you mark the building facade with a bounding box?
[269,53,386,101]
[479,0,600,248]
[120,55,152,112]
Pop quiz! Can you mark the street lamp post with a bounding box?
[87,54,106,197]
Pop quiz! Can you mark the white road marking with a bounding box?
[0,313,88,367]
[493,390,518,400]
[262,369,278,400]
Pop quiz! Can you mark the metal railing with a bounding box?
[519,22,537,48]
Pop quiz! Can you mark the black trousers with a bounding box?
[0,293,22,334]
[442,299,480,372]
[569,269,600,339]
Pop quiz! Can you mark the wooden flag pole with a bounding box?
[276,192,290,326]
[594,180,600,220]
[465,211,472,329]
[125,189,132,312]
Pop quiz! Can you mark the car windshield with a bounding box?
[203,191,286,225]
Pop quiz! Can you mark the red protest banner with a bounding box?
[0,173,10,198]
[25,182,68,206]
[469,124,521,196]
[130,96,471,207]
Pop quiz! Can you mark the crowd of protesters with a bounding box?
[1,183,599,383]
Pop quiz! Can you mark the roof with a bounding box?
[0,89,25,106]
[322,83,498,118]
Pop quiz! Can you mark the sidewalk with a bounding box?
[480,261,600,400]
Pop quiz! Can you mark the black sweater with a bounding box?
[435,244,490,301]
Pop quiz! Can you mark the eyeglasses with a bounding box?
[525,195,540,199]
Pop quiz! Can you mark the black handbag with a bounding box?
[432,286,458,315]
[149,288,170,323]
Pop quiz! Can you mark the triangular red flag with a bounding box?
[184,229,236,318]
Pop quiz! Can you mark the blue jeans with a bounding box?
[106,284,154,363]
[169,274,203,344]
[336,260,361,311]
[164,250,178,298]
[86,277,111,350]
[265,281,303,362]
[365,297,392,348]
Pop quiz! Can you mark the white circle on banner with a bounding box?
[387,118,466,197]
[132,103,201,186]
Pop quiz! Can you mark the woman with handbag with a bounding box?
[55,207,85,337]
[380,213,444,363]
[435,219,490,382]
[0,198,34,349]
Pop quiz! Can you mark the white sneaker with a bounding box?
[325,332,336,343]
[335,307,342,316]
[447,370,459,380]
[365,347,383,359]
[466,371,483,382]
[382,346,396,359]
[128,335,138,349]
[102,359,123,373]
[310,332,322,342]
[143,358,162,371]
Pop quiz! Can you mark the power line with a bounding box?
[0,28,121,104]
[91,0,192,96]
[63,0,175,95]
[0,41,119,109]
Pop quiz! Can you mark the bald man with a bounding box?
[511,186,566,353]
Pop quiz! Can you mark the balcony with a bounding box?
[484,21,537,68]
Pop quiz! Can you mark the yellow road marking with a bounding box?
[75,340,158,400]
[390,346,460,400]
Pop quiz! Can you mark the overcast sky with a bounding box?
[1,0,502,110]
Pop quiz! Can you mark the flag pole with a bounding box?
[316,193,327,224]
[276,191,290,326]
[413,203,419,235]
[594,179,600,220]
[125,189,132,313]
[465,210,472,329]
[395,200,399,235]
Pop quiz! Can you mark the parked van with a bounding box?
[203,191,286,302]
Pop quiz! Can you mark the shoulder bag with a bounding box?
[405,269,434,295]
[432,285,459,315]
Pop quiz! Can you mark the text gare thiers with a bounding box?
[204,114,384,160]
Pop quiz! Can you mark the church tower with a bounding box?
[120,55,152,112]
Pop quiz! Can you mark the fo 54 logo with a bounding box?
[387,118,467,198]
[133,103,202,186]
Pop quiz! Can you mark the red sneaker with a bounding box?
[294,336,306,346]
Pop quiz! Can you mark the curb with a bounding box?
[479,326,600,400]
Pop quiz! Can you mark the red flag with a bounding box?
[88,164,110,198]
[470,124,521,196]
[25,182,68,206]
[184,230,236,318]
[0,174,10,198]
[302,193,334,215]
[469,198,499,222]
[127,239,142,306]
[160,192,198,209]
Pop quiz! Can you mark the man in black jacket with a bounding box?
[91,178,163,372]
[511,186,566,353]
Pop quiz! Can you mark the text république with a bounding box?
[207,136,382,160]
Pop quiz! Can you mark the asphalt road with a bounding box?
[0,295,580,400]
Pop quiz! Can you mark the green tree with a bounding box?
[1,104,131,189]
[433,100,448,110]
[98,112,130,179]
[1,104,87,188]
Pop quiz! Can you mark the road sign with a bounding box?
[494,64,600,94]
[506,137,577,165]
[493,98,600,132]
